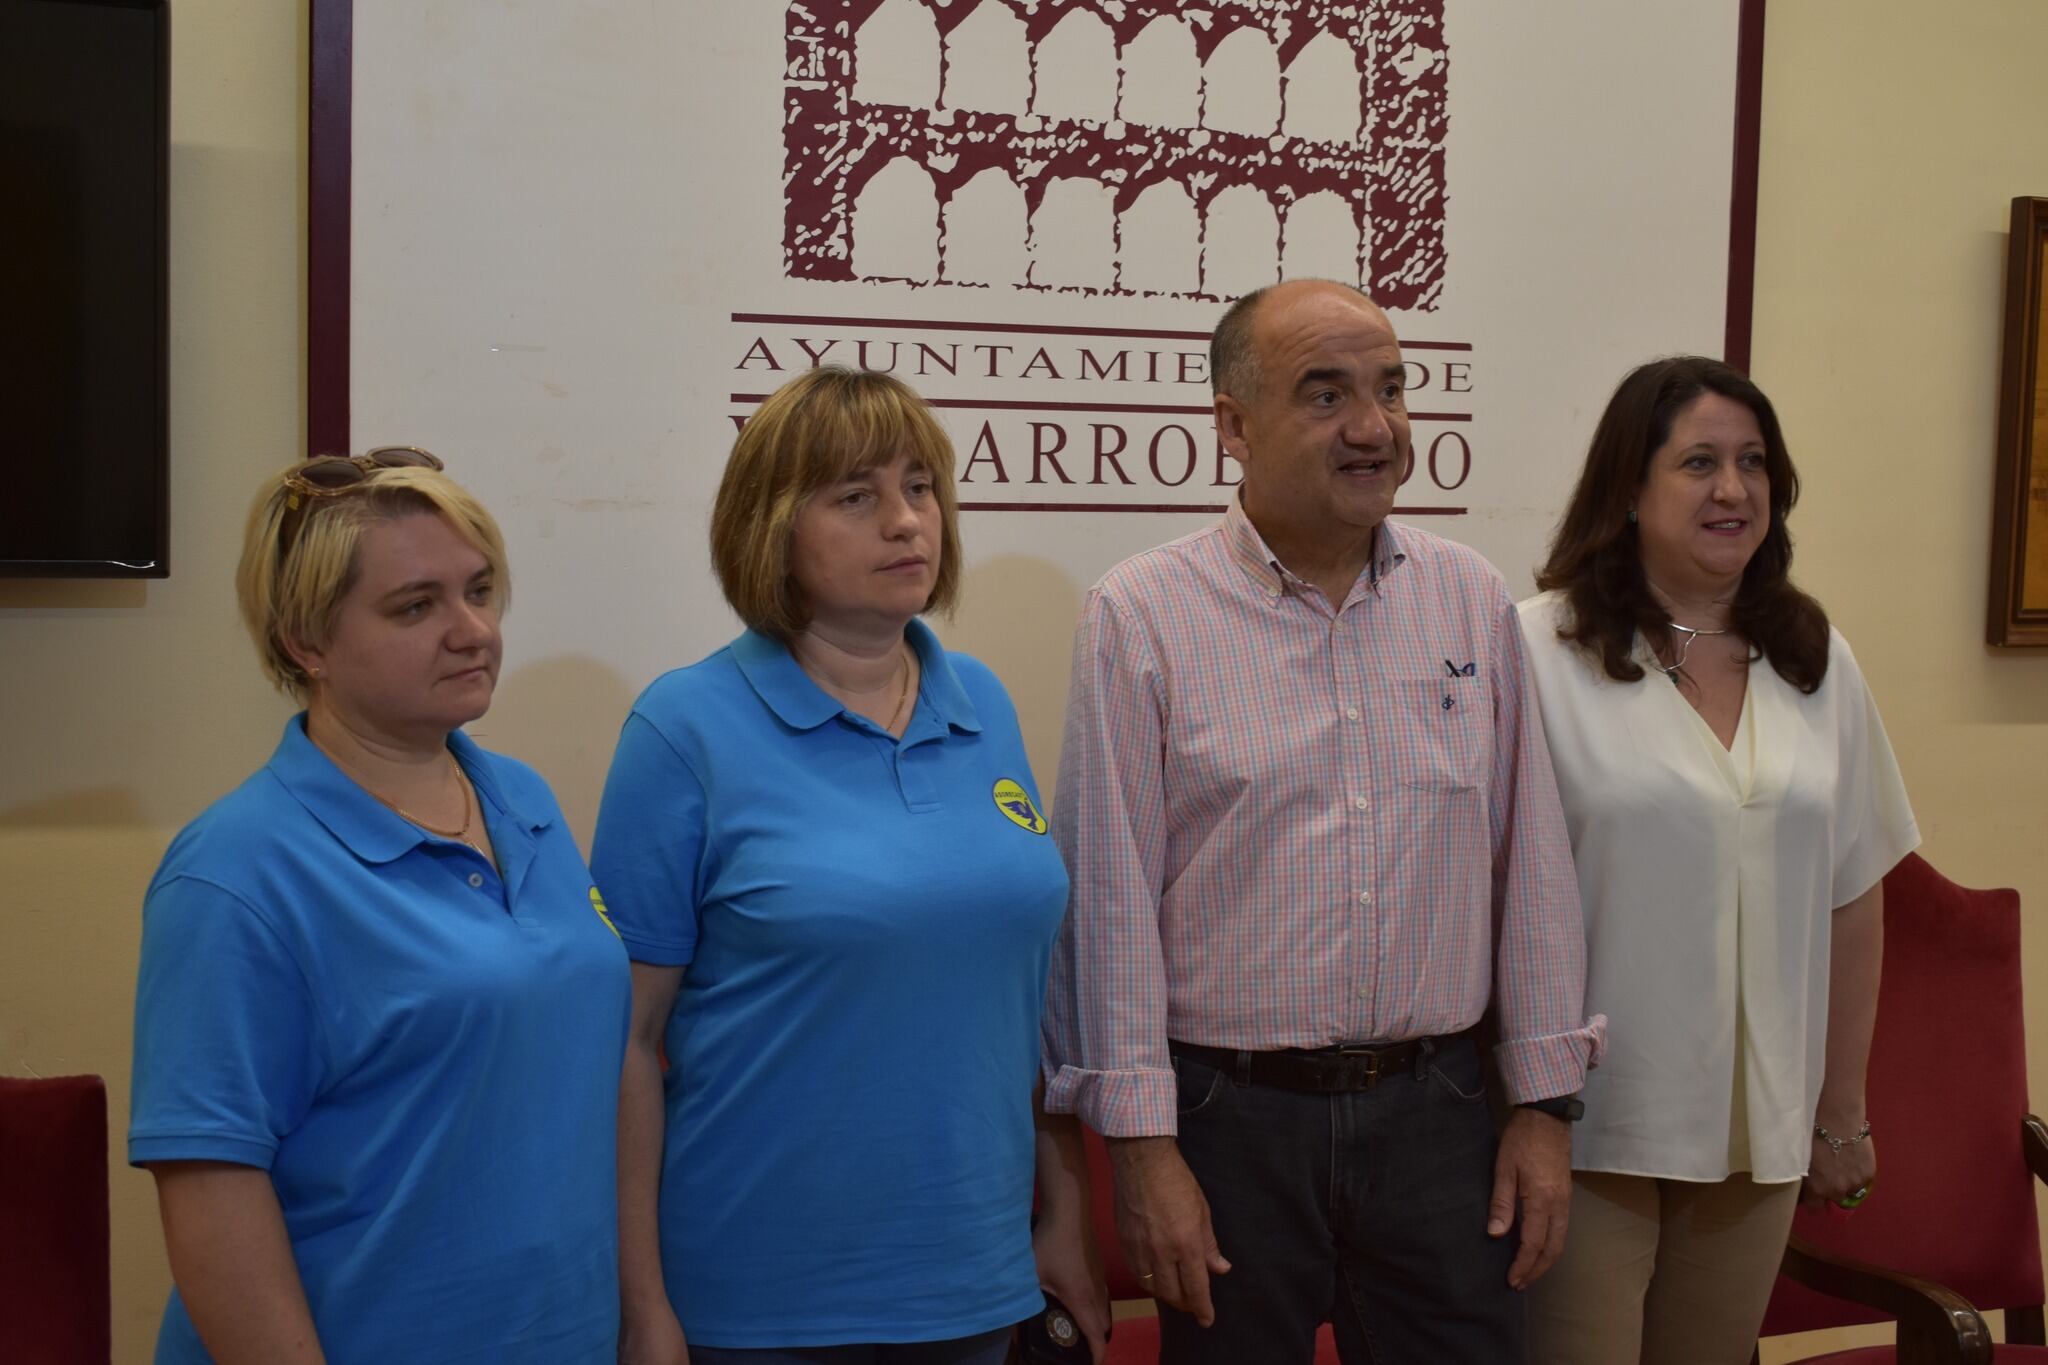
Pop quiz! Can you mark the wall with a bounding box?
[0,2,306,1355]
[1749,0,2048,1356]
[1,1,2045,1358]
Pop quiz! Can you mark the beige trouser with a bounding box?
[1526,1170,1803,1365]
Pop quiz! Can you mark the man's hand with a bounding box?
[1105,1136,1232,1326]
[1032,1203,1110,1363]
[1488,1107,1573,1290]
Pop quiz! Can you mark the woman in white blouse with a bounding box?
[1518,356,1918,1364]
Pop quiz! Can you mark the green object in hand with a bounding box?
[1837,1183,1872,1210]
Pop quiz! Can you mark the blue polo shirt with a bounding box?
[590,622,1068,1348]
[129,717,630,1365]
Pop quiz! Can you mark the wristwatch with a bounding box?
[1518,1094,1585,1122]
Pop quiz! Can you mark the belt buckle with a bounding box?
[1333,1043,1382,1087]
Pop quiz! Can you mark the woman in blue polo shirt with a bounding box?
[129,450,630,1364]
[596,368,1107,1365]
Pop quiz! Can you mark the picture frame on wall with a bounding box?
[1989,195,2048,647]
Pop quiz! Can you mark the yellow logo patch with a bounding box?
[993,779,1047,835]
[589,886,621,938]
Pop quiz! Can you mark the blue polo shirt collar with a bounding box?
[731,619,982,735]
[266,715,554,867]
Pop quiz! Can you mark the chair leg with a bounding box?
[2010,1304,2047,1345]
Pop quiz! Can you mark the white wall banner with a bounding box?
[339,0,1751,804]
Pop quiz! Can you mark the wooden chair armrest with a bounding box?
[2022,1114,2048,1188]
[1779,1234,1992,1365]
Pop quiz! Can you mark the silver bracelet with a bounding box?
[1812,1119,1872,1155]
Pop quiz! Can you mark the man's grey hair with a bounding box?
[1209,286,1271,402]
[1209,280,1377,402]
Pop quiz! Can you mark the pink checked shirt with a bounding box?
[1042,498,1605,1136]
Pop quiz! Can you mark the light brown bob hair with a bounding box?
[711,366,962,638]
[236,460,510,702]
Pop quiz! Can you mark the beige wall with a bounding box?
[1751,1,2048,1356]
[0,2,308,1357]
[3,1,2046,1358]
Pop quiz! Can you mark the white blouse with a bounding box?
[1517,592,1919,1183]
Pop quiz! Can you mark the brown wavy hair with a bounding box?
[1535,356,1830,692]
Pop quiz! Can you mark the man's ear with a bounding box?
[1214,393,1253,470]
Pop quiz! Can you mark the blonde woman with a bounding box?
[130,450,630,1365]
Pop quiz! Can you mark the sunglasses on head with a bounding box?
[277,446,445,557]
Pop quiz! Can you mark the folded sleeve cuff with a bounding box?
[1043,1063,1179,1138]
[1494,1014,1608,1105]
[128,1131,279,1170]
[615,930,693,968]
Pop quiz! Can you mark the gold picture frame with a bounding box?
[1989,196,2048,646]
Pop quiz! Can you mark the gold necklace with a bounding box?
[804,641,914,730]
[885,643,916,732]
[366,754,484,855]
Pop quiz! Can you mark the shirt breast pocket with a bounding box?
[1392,677,1488,792]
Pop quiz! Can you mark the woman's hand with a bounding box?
[1802,1125,1876,1210]
[618,1303,689,1365]
[1807,884,1884,1212]
[1032,1203,1110,1363]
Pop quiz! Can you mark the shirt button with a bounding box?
[467,872,484,888]
[1357,986,1371,1000]
[1354,796,1371,812]
[1357,890,1373,906]
[1345,707,1361,720]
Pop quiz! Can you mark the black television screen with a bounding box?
[0,0,168,577]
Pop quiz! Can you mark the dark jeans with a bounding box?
[1159,1034,1523,1365]
[685,1325,1013,1365]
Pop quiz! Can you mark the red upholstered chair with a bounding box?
[0,1074,112,1364]
[1754,854,2047,1364]
[1079,1127,1339,1364]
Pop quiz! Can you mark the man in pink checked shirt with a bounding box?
[1041,279,1606,1364]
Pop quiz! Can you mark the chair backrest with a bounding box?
[0,1073,112,1364]
[1759,853,2040,1335]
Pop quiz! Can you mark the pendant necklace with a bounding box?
[1659,621,1732,683]
[1647,577,1734,685]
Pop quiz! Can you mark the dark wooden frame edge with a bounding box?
[1988,196,2048,647]
[308,0,351,457]
[1724,0,1766,373]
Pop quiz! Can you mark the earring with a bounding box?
[1626,508,1637,524]
[306,665,322,681]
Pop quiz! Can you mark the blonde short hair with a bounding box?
[710,367,962,638]
[236,462,511,701]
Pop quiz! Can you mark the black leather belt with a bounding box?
[1168,1035,1463,1093]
